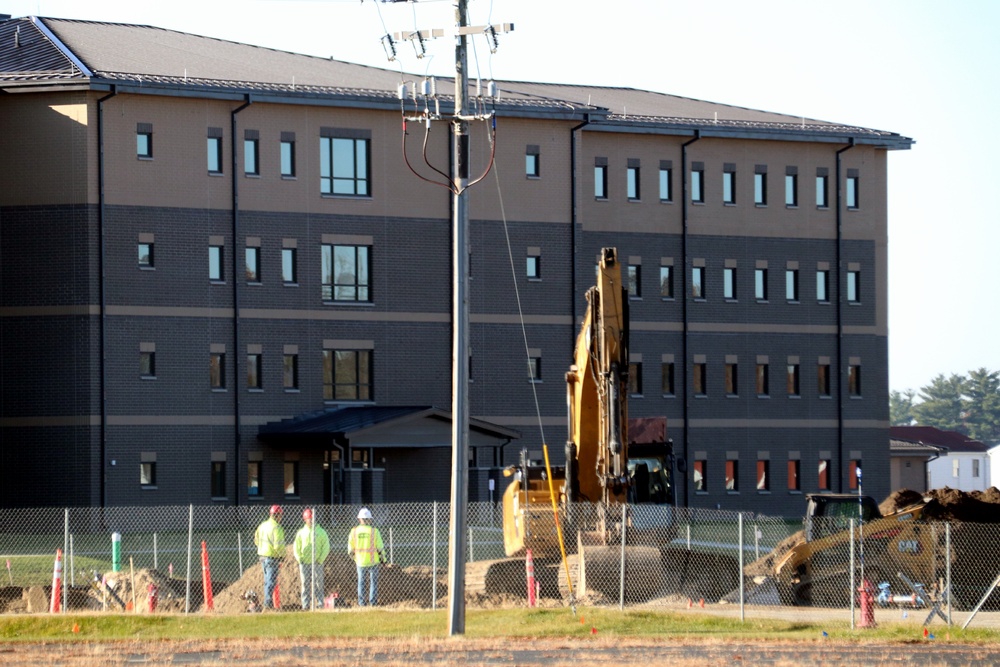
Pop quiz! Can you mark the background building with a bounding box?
[892,426,991,493]
[0,16,912,513]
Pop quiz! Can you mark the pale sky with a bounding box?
[6,0,999,394]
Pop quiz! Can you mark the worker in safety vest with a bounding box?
[254,505,285,609]
[294,508,330,610]
[348,507,385,606]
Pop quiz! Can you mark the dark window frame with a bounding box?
[322,244,372,303]
[320,132,371,197]
[323,349,373,401]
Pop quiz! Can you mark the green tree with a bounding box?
[912,373,967,434]
[890,389,917,426]
[962,368,1000,442]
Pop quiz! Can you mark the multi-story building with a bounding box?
[0,16,912,514]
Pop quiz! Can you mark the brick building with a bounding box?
[0,17,912,513]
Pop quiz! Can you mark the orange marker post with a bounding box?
[201,541,214,611]
[525,549,537,607]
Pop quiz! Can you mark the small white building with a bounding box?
[890,426,991,492]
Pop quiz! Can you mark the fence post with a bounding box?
[69,534,75,588]
[946,521,952,626]
[237,533,243,575]
[619,503,627,611]
[468,527,474,563]
[63,509,69,612]
[686,524,691,551]
[849,518,856,629]
[738,512,744,622]
[185,504,193,614]
[432,502,438,610]
[153,533,159,571]
[389,526,395,565]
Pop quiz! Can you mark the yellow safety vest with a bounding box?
[348,524,384,567]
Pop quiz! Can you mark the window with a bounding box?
[659,162,673,202]
[629,362,642,395]
[693,459,707,492]
[818,459,830,491]
[756,363,769,396]
[138,242,154,268]
[725,362,738,396]
[322,244,371,302]
[280,135,296,177]
[244,132,260,176]
[247,461,262,496]
[785,269,799,301]
[787,460,801,491]
[692,266,705,299]
[137,123,153,158]
[211,461,226,498]
[594,160,608,199]
[210,353,226,389]
[661,362,675,396]
[756,460,769,491]
[754,167,767,205]
[723,267,736,300]
[140,462,156,487]
[527,253,541,279]
[626,160,640,200]
[846,170,859,208]
[725,459,739,491]
[691,165,704,203]
[627,264,641,297]
[952,459,960,478]
[282,247,297,284]
[818,363,831,396]
[848,364,862,396]
[848,460,861,490]
[140,351,156,379]
[283,353,299,390]
[323,349,372,401]
[693,362,707,396]
[528,356,542,382]
[755,268,768,301]
[816,169,829,207]
[320,132,370,196]
[247,353,262,390]
[284,461,299,497]
[660,265,674,298]
[207,129,223,174]
[816,269,830,302]
[847,270,860,303]
[973,459,981,478]
[245,247,260,283]
[785,168,798,207]
[722,165,735,204]
[209,245,224,282]
[526,146,540,178]
[787,362,800,396]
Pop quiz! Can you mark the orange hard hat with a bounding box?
[270,505,283,515]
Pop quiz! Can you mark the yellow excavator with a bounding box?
[497,247,673,600]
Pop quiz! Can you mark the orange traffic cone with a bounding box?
[49,549,63,613]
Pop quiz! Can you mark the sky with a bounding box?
[5,0,999,395]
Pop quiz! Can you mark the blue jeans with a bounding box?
[299,562,325,610]
[356,564,379,606]
[260,557,280,609]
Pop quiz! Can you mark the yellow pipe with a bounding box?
[543,444,574,602]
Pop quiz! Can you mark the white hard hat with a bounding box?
[358,507,373,520]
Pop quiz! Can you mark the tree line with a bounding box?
[891,368,1000,442]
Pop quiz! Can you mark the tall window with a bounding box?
[320,133,370,196]
[211,461,226,498]
[785,169,798,206]
[247,461,262,496]
[322,244,371,302]
[628,362,642,395]
[245,247,260,283]
[722,165,735,204]
[755,268,768,301]
[283,353,299,390]
[785,269,799,301]
[787,460,801,491]
[816,269,830,302]
[661,362,675,396]
[787,362,800,396]
[756,460,770,491]
[280,135,296,177]
[527,252,541,279]
[692,266,705,299]
[138,242,154,268]
[627,264,641,297]
[693,459,707,492]
[137,123,153,158]
[847,270,860,303]
[594,160,608,199]
[818,363,831,396]
[693,362,707,396]
[723,267,737,300]
[282,247,297,284]
[323,349,372,401]
[725,362,738,396]
[140,461,156,487]
[207,129,223,174]
[846,171,860,208]
[756,363,769,396]
[848,460,861,490]
[526,146,540,178]
[660,265,674,298]
[816,169,829,207]
[247,353,262,390]
[284,461,299,497]
[725,459,739,491]
[848,364,862,396]
[209,245,224,282]
[818,459,830,490]
[528,356,542,382]
[210,352,226,389]
[754,168,767,205]
[626,160,640,200]
[659,162,673,201]
[244,133,260,176]
[691,165,704,203]
[140,351,156,379]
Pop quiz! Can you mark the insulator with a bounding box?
[487,80,499,99]
[420,79,431,97]
[397,83,408,100]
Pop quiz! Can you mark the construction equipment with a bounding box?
[497,247,673,599]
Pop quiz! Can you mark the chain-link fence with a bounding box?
[2,502,1000,626]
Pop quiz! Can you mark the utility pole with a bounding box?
[389,0,512,636]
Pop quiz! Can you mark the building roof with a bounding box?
[889,426,989,453]
[0,16,913,149]
[889,437,946,458]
